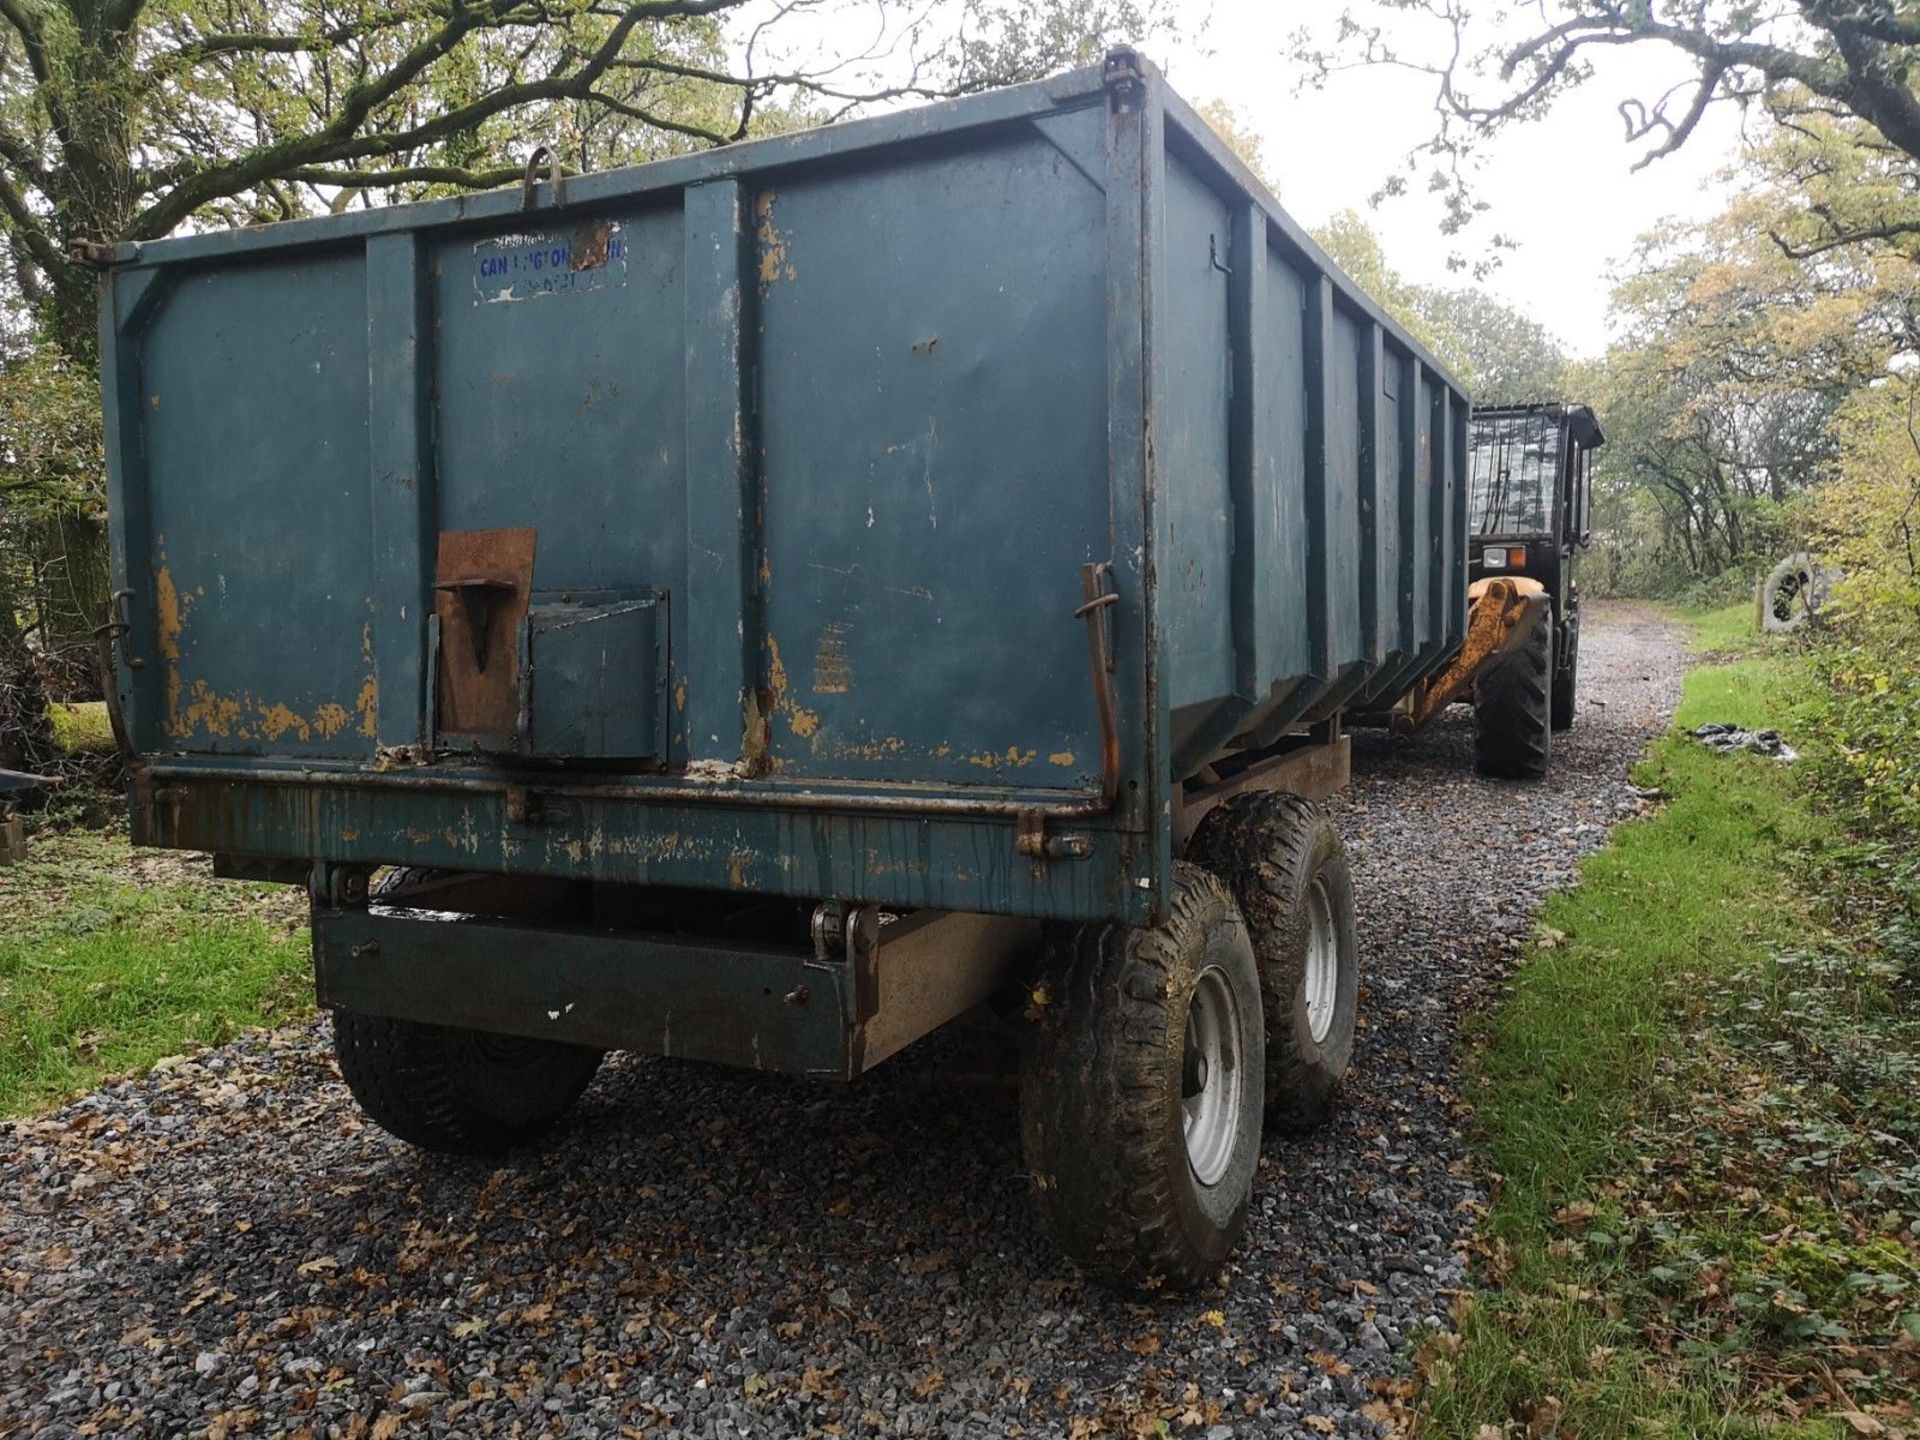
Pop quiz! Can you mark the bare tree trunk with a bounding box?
[0,573,57,775]
[34,511,111,700]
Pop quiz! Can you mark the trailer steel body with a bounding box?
[98,50,1472,1287]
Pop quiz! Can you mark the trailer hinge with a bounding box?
[1103,45,1147,112]
[811,901,879,1023]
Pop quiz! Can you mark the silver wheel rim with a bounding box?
[1182,964,1246,1188]
[1304,876,1339,1045]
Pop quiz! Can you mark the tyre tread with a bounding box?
[1188,792,1356,1130]
[1020,865,1252,1292]
[1474,613,1553,778]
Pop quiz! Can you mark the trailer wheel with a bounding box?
[1020,864,1264,1293]
[332,1012,604,1155]
[330,867,605,1155]
[1474,610,1554,779]
[1187,792,1360,1131]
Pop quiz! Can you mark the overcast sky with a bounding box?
[743,0,1752,356]
[1155,0,1750,357]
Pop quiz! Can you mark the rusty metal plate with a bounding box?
[434,527,534,743]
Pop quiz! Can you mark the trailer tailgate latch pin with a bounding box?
[1015,809,1093,863]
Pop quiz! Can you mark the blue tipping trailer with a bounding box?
[95,49,1470,1288]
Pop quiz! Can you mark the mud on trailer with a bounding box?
[92,50,1473,1290]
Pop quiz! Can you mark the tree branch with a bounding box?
[0,0,48,81]
[129,0,743,240]
[584,88,735,145]
[0,163,65,286]
[282,162,524,190]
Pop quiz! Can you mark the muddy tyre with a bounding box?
[1475,610,1553,779]
[1020,864,1264,1293]
[331,867,604,1155]
[1187,792,1360,1131]
[333,1012,604,1155]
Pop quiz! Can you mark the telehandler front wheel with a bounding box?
[1020,864,1264,1293]
[1187,792,1360,1131]
[1474,609,1554,779]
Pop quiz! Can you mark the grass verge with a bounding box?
[0,829,310,1116]
[1670,598,1762,658]
[1418,627,1919,1438]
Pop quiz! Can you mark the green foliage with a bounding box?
[1586,196,1852,595]
[0,340,102,517]
[1551,105,1920,599]
[1313,208,1448,351]
[1415,285,1568,404]
[1421,650,1918,1437]
[1807,650,1920,851]
[1308,209,1571,398]
[1794,378,1920,851]
[1193,97,1275,194]
[0,829,310,1116]
[46,700,112,754]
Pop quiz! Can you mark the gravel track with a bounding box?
[0,603,1684,1440]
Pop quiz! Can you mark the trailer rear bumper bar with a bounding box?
[313,903,1039,1081]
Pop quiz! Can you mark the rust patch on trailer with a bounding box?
[311,702,352,739]
[433,527,534,743]
[813,623,852,694]
[1049,751,1077,767]
[357,622,378,737]
[156,561,187,735]
[179,680,242,737]
[739,689,772,774]
[256,703,311,742]
[154,565,183,662]
[967,747,1038,771]
[754,192,796,289]
[569,221,612,272]
[822,735,907,763]
[153,553,374,746]
[763,635,821,740]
